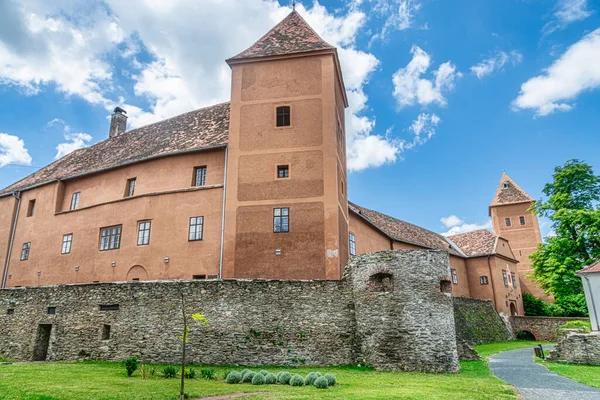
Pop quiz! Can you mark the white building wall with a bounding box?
[580,273,600,331]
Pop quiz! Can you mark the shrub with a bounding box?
[277,371,292,384]
[290,374,304,386]
[251,373,265,385]
[304,372,319,386]
[226,371,242,384]
[259,370,269,376]
[313,376,329,389]
[184,368,197,379]
[200,368,216,380]
[161,365,178,378]
[523,293,547,316]
[241,371,256,383]
[240,369,251,377]
[324,373,336,386]
[264,373,277,384]
[559,320,592,333]
[124,356,138,377]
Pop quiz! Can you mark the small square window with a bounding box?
[7,309,14,315]
[62,234,73,254]
[519,216,525,225]
[193,166,207,187]
[70,192,80,210]
[276,106,291,127]
[47,307,56,315]
[349,233,356,256]
[189,216,204,241]
[505,218,511,227]
[277,165,289,178]
[480,276,489,285]
[273,207,289,233]
[451,268,458,284]
[125,178,136,197]
[21,242,30,261]
[27,199,36,217]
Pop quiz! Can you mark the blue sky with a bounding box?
[0,0,599,238]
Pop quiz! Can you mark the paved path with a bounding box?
[489,346,600,400]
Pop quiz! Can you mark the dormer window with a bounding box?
[503,181,510,189]
[276,106,291,127]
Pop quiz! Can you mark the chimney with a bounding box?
[109,107,127,137]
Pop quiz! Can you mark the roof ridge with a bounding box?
[449,228,498,239]
[490,172,535,208]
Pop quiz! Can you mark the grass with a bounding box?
[536,349,600,389]
[0,360,516,400]
[473,340,552,359]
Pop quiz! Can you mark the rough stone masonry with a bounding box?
[0,250,459,372]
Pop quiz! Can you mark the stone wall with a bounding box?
[453,297,513,345]
[510,316,590,342]
[547,332,600,365]
[0,250,459,372]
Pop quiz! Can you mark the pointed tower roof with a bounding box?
[227,11,335,62]
[490,172,535,208]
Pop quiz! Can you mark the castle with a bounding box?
[0,11,545,315]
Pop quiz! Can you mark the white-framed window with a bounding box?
[61,234,73,254]
[189,216,204,241]
[194,167,207,187]
[480,276,489,285]
[100,225,122,251]
[20,242,30,260]
[349,233,356,256]
[451,268,458,284]
[126,178,136,197]
[273,208,289,233]
[137,221,151,246]
[70,192,81,210]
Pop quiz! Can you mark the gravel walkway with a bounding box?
[489,346,600,400]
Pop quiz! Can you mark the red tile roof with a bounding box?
[349,202,462,256]
[1,102,230,196]
[490,172,535,208]
[227,11,334,62]
[448,229,499,257]
[578,260,600,274]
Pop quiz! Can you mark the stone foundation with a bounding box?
[0,250,459,372]
[547,331,600,365]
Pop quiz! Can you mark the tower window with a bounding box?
[62,234,73,254]
[505,218,511,227]
[277,165,289,178]
[349,233,356,256]
[193,166,207,187]
[502,271,508,286]
[27,199,36,217]
[480,276,489,285]
[519,216,525,225]
[70,192,80,210]
[512,273,517,288]
[47,307,56,315]
[21,242,30,261]
[503,181,510,188]
[451,268,458,284]
[276,106,291,127]
[189,216,204,241]
[273,207,289,233]
[125,178,136,197]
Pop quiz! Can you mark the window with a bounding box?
[27,199,36,217]
[451,268,458,284]
[277,165,289,178]
[503,181,510,188]
[125,178,136,197]
[512,273,517,288]
[101,325,111,340]
[61,234,73,254]
[480,276,489,285]
[505,218,511,227]
[519,216,525,225]
[100,225,122,251]
[193,274,206,280]
[276,106,291,127]
[349,233,356,256]
[99,304,120,311]
[137,221,151,246]
[193,166,207,187]
[20,242,30,261]
[7,309,15,315]
[273,207,289,233]
[70,192,80,210]
[47,307,56,315]
[502,271,509,286]
[189,216,204,241]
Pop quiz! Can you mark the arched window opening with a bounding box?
[367,272,394,293]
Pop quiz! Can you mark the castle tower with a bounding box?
[489,173,549,299]
[221,11,349,279]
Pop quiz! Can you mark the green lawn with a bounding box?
[0,341,556,400]
[473,340,552,359]
[539,356,600,389]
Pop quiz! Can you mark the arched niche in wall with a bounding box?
[126,265,148,281]
[367,272,394,293]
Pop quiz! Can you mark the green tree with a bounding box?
[530,160,600,305]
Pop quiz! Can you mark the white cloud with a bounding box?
[392,46,461,108]
[470,50,522,79]
[403,113,440,150]
[441,215,463,228]
[48,119,93,159]
[513,28,600,116]
[0,133,32,167]
[442,219,493,236]
[544,0,591,33]
[370,0,421,44]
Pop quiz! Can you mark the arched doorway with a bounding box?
[516,330,536,340]
[510,302,518,316]
[126,265,148,281]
